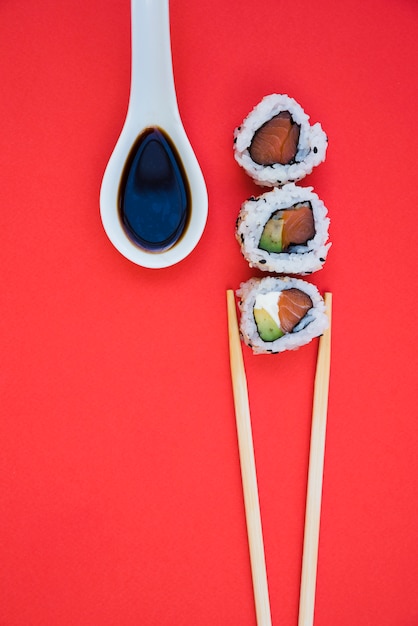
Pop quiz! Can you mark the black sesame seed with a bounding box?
[319,257,325,262]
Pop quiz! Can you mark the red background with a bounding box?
[1,1,418,624]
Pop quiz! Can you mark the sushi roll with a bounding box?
[233,94,327,187]
[237,276,328,354]
[235,183,331,275]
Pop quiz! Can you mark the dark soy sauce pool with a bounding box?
[118,127,191,252]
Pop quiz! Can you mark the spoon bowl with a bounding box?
[100,0,208,269]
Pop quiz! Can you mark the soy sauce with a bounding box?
[119,127,191,252]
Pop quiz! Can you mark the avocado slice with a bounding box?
[253,307,284,342]
[258,215,283,253]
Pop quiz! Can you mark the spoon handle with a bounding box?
[128,0,180,127]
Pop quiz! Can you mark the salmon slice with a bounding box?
[278,288,313,333]
[249,111,300,166]
[281,203,315,250]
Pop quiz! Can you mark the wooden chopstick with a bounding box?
[226,289,272,626]
[298,291,332,626]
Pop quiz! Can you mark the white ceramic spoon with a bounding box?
[100,0,208,268]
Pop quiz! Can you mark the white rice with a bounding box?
[237,276,328,354]
[235,183,331,275]
[233,94,328,187]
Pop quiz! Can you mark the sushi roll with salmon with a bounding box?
[237,276,328,354]
[235,183,331,275]
[233,94,327,187]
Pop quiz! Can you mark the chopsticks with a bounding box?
[226,289,332,626]
[298,291,332,626]
[226,289,272,626]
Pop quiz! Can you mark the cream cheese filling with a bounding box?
[254,291,282,329]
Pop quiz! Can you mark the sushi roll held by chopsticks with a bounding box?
[237,276,328,355]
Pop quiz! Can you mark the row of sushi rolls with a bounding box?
[233,94,330,354]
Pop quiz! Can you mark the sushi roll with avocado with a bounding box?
[235,183,331,275]
[233,94,327,187]
[237,276,328,354]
